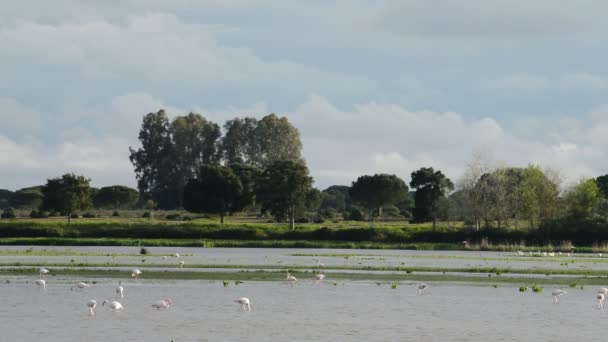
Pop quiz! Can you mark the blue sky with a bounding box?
[1,1,607,190]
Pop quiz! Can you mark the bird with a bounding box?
[35,279,46,292]
[71,281,90,291]
[313,273,325,285]
[598,293,605,310]
[116,281,124,299]
[417,283,428,295]
[87,300,97,316]
[131,269,142,278]
[39,268,50,278]
[516,251,524,256]
[102,300,124,311]
[286,272,297,287]
[152,298,172,310]
[174,253,180,258]
[234,297,251,311]
[179,260,185,268]
[552,289,567,303]
[598,287,608,295]
[548,252,555,257]
[313,258,324,267]
[162,256,168,260]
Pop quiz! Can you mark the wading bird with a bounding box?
[552,289,567,303]
[174,253,180,258]
[598,293,605,310]
[87,300,97,316]
[39,268,49,278]
[131,269,142,278]
[234,297,251,311]
[598,287,608,295]
[71,281,90,291]
[35,279,46,292]
[116,281,124,299]
[179,260,185,268]
[313,273,325,285]
[286,273,297,287]
[418,283,428,295]
[102,300,124,311]
[152,298,172,310]
[313,258,324,267]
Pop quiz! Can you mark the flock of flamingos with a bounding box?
[28,251,608,319]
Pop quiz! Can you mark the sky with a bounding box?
[1,0,608,191]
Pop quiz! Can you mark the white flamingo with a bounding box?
[152,298,172,310]
[71,281,90,291]
[313,273,325,285]
[313,258,324,267]
[286,272,297,287]
[116,281,124,299]
[174,253,180,258]
[35,279,46,292]
[162,256,168,260]
[102,300,124,311]
[417,283,428,295]
[131,269,142,278]
[234,297,251,311]
[598,287,608,295]
[39,268,49,278]
[598,293,605,310]
[87,300,97,316]
[179,260,185,268]
[552,289,567,303]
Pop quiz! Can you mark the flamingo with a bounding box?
[174,253,180,258]
[162,256,168,260]
[598,287,608,295]
[39,268,49,278]
[102,300,124,311]
[116,281,124,299]
[313,258,324,267]
[598,293,605,310]
[234,297,251,311]
[552,289,567,303]
[131,269,142,278]
[87,300,97,316]
[313,273,325,285]
[179,260,185,268]
[286,272,297,287]
[71,281,90,291]
[35,279,46,292]
[152,298,172,310]
[417,283,428,295]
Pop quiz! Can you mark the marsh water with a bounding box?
[1,247,607,341]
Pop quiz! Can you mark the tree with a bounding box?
[229,163,262,212]
[129,110,177,209]
[252,114,303,168]
[0,189,13,208]
[459,151,492,230]
[564,178,601,220]
[221,117,259,165]
[596,174,608,198]
[94,186,139,210]
[256,160,314,230]
[517,165,560,228]
[349,174,408,219]
[183,166,245,224]
[9,186,44,209]
[40,174,93,223]
[410,167,454,230]
[170,113,221,204]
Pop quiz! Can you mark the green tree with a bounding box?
[94,185,139,210]
[171,113,221,204]
[252,114,302,168]
[229,163,262,212]
[595,174,608,198]
[183,166,245,224]
[9,186,44,209]
[410,167,454,230]
[129,110,177,209]
[517,165,560,228]
[256,160,314,230]
[349,174,408,218]
[221,117,259,164]
[0,189,13,208]
[40,174,93,223]
[564,178,601,220]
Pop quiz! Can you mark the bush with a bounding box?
[70,213,80,219]
[165,213,182,221]
[1,208,16,219]
[140,247,148,255]
[112,211,120,217]
[30,210,49,219]
[182,215,192,221]
[82,212,96,218]
[142,211,152,218]
[345,208,365,221]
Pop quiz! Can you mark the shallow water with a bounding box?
[0,277,604,342]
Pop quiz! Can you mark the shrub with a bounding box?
[182,215,192,221]
[112,211,120,217]
[82,212,96,218]
[30,210,49,219]
[1,208,16,219]
[142,211,152,218]
[140,247,148,255]
[166,213,182,221]
[345,208,365,221]
[70,213,80,219]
